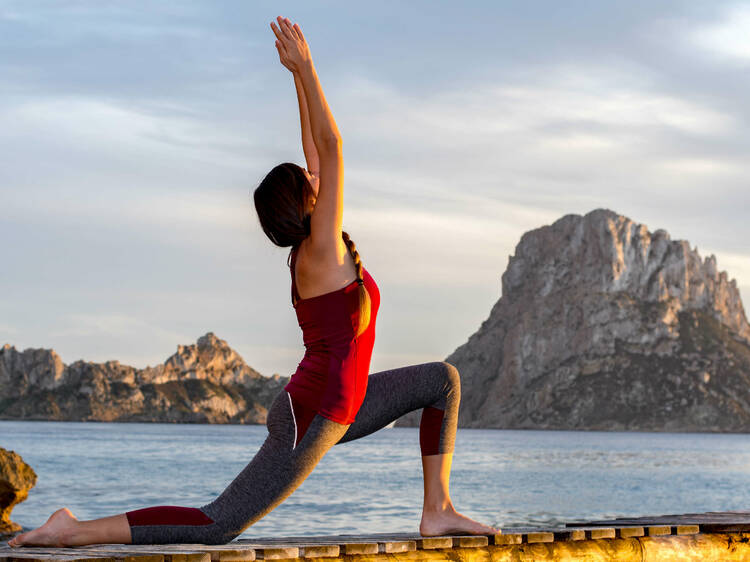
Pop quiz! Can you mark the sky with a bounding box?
[1,1,749,377]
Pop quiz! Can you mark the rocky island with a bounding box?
[398,208,750,431]
[0,333,288,424]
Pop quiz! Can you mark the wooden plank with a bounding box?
[674,525,699,536]
[586,528,616,540]
[450,536,487,548]
[525,532,554,543]
[207,551,255,562]
[102,555,164,562]
[76,545,246,562]
[647,526,671,536]
[553,529,585,541]
[237,536,378,555]
[251,547,298,561]
[491,533,522,546]
[0,546,165,562]
[414,537,452,549]
[341,543,378,556]
[0,556,120,562]
[700,522,750,533]
[73,547,201,562]
[298,545,339,559]
[377,541,415,554]
[577,511,750,528]
[616,527,645,538]
[162,554,211,562]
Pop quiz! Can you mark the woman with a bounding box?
[8,16,498,548]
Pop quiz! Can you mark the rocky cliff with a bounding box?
[0,333,288,424]
[400,208,750,431]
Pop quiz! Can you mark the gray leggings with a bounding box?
[127,361,461,545]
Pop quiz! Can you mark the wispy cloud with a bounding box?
[689,3,750,62]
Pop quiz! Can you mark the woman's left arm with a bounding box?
[293,72,320,176]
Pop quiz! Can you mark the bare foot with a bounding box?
[7,507,79,547]
[420,506,499,536]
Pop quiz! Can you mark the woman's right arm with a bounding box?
[271,17,344,258]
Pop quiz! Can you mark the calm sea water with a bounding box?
[2,421,750,537]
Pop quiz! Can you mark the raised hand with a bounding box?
[270,16,312,74]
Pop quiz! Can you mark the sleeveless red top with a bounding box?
[284,245,380,425]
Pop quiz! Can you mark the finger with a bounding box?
[284,17,300,40]
[270,21,284,41]
[278,15,294,39]
[283,17,299,41]
[293,22,306,42]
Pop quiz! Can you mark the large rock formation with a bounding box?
[401,208,750,431]
[0,448,37,536]
[0,333,288,424]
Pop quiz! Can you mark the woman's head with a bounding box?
[254,163,371,336]
[253,162,316,247]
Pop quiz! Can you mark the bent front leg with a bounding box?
[337,361,461,455]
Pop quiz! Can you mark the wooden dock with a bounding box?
[3,511,750,561]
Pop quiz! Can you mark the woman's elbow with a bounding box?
[316,134,342,153]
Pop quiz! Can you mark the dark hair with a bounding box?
[253,162,371,336]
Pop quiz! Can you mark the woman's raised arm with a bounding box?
[271,16,344,259]
[293,73,320,178]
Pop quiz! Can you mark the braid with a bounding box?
[342,230,371,337]
[341,231,364,284]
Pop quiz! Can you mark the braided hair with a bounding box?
[288,231,371,337]
[341,230,372,337]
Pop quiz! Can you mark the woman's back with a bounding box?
[284,242,380,424]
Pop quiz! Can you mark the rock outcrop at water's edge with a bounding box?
[0,333,289,424]
[398,208,750,431]
[0,447,37,536]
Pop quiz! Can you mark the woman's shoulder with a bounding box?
[295,236,349,268]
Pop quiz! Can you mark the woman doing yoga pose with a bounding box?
[8,16,498,548]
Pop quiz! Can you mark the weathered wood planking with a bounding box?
[575,511,750,534]
[5,512,750,561]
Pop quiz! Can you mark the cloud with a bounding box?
[48,313,193,366]
[655,157,745,176]
[0,324,18,338]
[689,3,750,63]
[346,204,560,289]
[2,1,748,375]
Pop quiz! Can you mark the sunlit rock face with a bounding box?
[400,208,750,431]
[0,447,37,536]
[0,333,288,424]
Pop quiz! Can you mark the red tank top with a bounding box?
[284,244,380,425]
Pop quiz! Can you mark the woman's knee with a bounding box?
[435,361,461,398]
[431,361,461,403]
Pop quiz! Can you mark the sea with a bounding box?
[2,421,750,538]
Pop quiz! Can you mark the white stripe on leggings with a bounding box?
[286,391,298,450]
